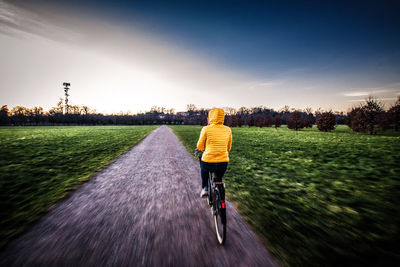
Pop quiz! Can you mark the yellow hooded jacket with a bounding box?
[196,108,232,163]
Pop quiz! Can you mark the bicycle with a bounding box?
[194,149,227,244]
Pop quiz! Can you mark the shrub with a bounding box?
[236,114,243,127]
[254,114,265,128]
[247,115,254,127]
[363,97,384,134]
[347,107,363,132]
[287,111,304,131]
[347,97,385,134]
[377,111,390,131]
[274,115,281,128]
[0,105,9,126]
[302,117,313,128]
[264,114,273,127]
[316,112,336,131]
[387,97,400,131]
[225,115,238,127]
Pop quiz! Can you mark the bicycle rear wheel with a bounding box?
[213,187,226,244]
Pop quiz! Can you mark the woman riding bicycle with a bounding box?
[196,108,232,198]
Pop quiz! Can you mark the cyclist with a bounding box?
[196,108,232,198]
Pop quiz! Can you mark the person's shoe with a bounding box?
[200,187,208,198]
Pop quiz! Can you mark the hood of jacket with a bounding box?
[208,108,225,125]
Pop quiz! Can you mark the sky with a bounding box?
[1,0,400,114]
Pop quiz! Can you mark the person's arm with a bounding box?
[227,128,232,152]
[196,127,207,151]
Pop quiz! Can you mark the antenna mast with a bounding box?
[63,82,70,114]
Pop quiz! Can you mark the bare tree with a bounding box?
[81,106,90,115]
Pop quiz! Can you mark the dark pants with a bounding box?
[200,161,228,188]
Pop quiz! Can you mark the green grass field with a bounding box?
[170,125,400,266]
[0,126,156,250]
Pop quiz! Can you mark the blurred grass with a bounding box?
[0,125,156,250]
[170,125,400,266]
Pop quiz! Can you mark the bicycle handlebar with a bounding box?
[194,148,203,161]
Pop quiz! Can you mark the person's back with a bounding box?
[197,108,232,197]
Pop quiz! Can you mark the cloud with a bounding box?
[1,1,398,113]
[247,81,280,90]
[347,97,398,103]
[0,1,79,42]
[342,91,369,97]
[342,87,400,97]
[257,82,278,87]
[1,0,265,113]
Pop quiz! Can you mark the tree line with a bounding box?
[1,97,399,134]
[0,103,339,127]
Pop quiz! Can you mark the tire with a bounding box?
[214,187,226,244]
[208,177,213,206]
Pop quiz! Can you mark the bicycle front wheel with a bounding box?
[213,188,226,244]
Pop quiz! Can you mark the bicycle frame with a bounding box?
[195,149,227,244]
[208,172,225,206]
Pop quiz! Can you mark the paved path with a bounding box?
[0,126,278,267]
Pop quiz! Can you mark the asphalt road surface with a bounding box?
[1,126,278,267]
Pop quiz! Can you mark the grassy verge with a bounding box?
[0,125,156,250]
[170,125,400,266]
